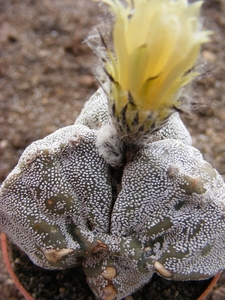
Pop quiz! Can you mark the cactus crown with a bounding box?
[93,0,210,140]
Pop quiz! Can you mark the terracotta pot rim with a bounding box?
[196,271,221,300]
[1,232,221,300]
[1,233,34,300]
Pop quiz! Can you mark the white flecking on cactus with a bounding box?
[0,1,224,300]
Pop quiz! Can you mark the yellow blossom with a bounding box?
[94,0,210,138]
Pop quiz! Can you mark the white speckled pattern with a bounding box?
[1,88,225,300]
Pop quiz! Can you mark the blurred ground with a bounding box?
[0,0,225,299]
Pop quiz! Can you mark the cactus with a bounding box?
[1,0,225,299]
[1,87,225,299]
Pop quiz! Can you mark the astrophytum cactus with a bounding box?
[1,0,225,300]
[1,87,225,300]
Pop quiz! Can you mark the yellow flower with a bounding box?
[94,0,210,139]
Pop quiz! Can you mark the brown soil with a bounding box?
[0,0,225,299]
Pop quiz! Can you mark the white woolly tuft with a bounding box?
[96,124,124,168]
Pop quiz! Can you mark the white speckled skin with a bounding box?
[0,124,113,269]
[75,87,111,129]
[111,140,225,280]
[1,87,225,300]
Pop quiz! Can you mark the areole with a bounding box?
[1,233,222,300]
